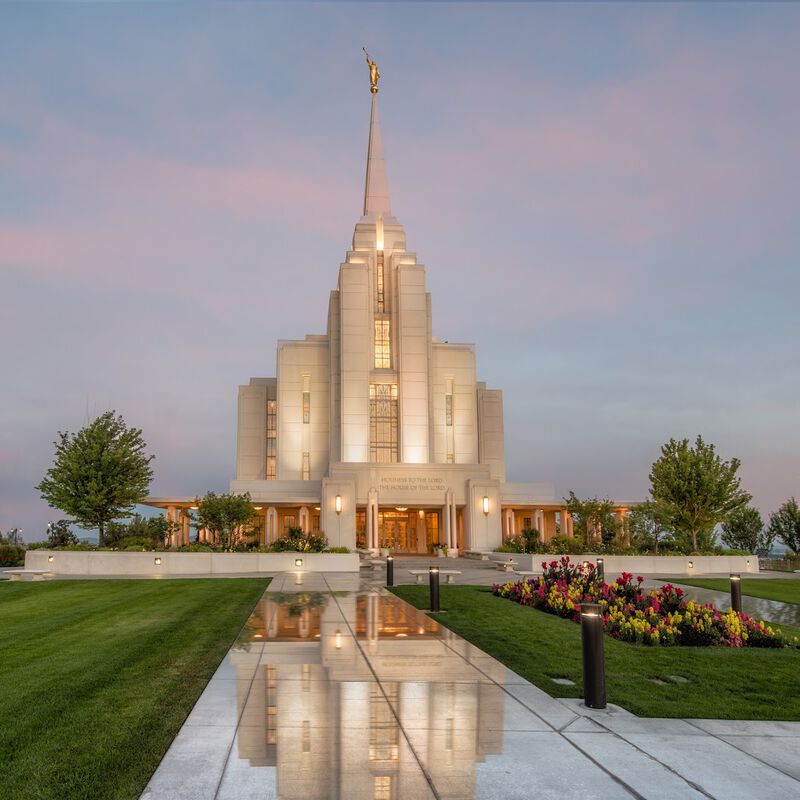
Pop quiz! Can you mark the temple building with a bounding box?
[147,71,623,553]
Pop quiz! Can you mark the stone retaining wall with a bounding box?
[25,550,359,575]
[487,552,759,575]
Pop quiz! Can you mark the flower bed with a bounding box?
[492,557,785,648]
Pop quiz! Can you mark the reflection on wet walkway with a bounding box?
[142,572,800,800]
[654,581,800,627]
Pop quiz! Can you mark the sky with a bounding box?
[1,3,799,542]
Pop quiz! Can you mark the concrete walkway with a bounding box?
[141,571,800,800]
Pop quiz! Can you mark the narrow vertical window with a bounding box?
[369,384,398,463]
[302,452,310,481]
[302,391,310,424]
[374,319,391,369]
[376,250,385,313]
[266,399,277,479]
[445,379,455,463]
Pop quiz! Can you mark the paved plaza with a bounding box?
[141,570,800,800]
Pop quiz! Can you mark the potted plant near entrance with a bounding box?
[435,544,448,558]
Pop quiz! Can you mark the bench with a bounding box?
[463,550,491,560]
[5,569,54,582]
[515,571,538,578]
[369,560,386,571]
[408,569,462,584]
[495,560,518,572]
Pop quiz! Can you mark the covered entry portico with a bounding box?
[355,507,457,554]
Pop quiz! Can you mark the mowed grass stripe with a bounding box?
[391,584,800,720]
[0,578,268,800]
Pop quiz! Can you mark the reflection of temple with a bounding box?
[230,592,506,800]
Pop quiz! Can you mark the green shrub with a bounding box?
[324,546,350,553]
[177,542,216,553]
[25,541,50,551]
[494,542,524,553]
[267,527,328,553]
[0,543,25,567]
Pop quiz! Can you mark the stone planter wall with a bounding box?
[25,550,359,576]
[487,552,759,576]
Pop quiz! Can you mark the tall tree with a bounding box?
[36,411,154,546]
[768,498,800,554]
[649,435,750,552]
[721,506,772,555]
[626,500,672,554]
[194,492,258,550]
[564,492,618,546]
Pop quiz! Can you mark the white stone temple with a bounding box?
[148,77,576,553]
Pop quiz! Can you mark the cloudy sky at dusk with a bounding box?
[2,3,798,540]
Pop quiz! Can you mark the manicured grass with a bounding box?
[391,584,800,720]
[0,578,268,800]
[669,577,800,605]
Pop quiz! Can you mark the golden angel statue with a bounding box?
[363,48,379,94]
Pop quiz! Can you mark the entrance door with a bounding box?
[379,511,417,554]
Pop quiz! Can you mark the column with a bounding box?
[181,511,190,546]
[267,507,278,544]
[450,498,457,552]
[534,510,544,543]
[443,493,451,551]
[299,506,310,534]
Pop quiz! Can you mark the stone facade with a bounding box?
[222,93,558,553]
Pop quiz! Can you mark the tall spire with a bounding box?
[363,93,392,220]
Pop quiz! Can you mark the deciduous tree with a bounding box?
[768,498,800,554]
[721,506,773,555]
[36,411,154,546]
[649,436,750,553]
[194,492,258,550]
[564,492,618,546]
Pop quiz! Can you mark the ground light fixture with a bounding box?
[482,496,489,515]
[386,555,394,587]
[730,574,742,613]
[48,555,54,563]
[596,557,604,583]
[580,602,606,709]
[429,566,441,612]
[687,560,694,570]
[295,558,304,568]
[335,495,342,514]
[154,557,162,566]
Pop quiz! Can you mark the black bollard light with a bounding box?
[429,565,441,612]
[386,555,394,587]
[580,602,606,709]
[596,558,604,584]
[730,573,742,614]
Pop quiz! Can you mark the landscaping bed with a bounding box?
[0,578,268,800]
[493,557,787,647]
[391,583,800,719]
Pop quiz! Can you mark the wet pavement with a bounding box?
[141,572,800,800]
[653,581,800,627]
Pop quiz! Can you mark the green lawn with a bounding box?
[669,577,800,605]
[391,584,800,720]
[0,578,268,800]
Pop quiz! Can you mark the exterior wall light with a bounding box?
[48,555,54,563]
[295,558,304,568]
[189,505,198,510]
[335,495,342,515]
[335,630,343,650]
[687,560,694,570]
[154,557,162,566]
[254,506,263,510]
[482,496,489,515]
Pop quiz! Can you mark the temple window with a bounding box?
[369,384,398,463]
[374,319,391,369]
